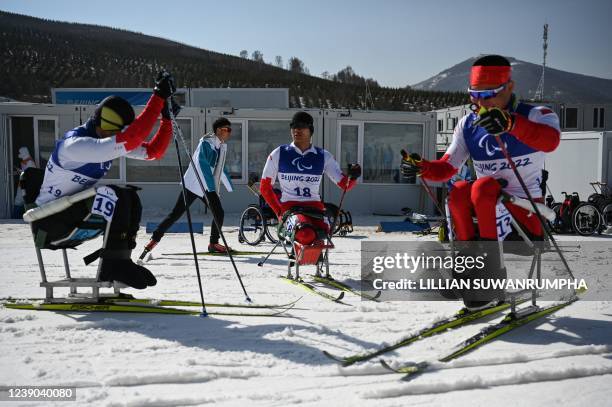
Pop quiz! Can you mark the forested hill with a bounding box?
[0,10,468,110]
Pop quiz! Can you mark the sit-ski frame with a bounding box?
[446,194,559,316]
[24,192,128,303]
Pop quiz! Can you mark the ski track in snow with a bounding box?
[0,219,611,406]
[363,363,612,399]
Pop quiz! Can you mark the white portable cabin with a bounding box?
[191,89,288,109]
[52,88,289,109]
[205,107,437,215]
[0,102,83,218]
[545,131,612,200]
[321,109,437,215]
[1,101,436,218]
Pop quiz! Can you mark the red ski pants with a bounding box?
[448,177,542,240]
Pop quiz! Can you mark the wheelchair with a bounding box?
[238,192,280,246]
[587,182,612,232]
[548,191,604,236]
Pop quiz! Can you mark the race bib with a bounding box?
[496,202,513,240]
[283,213,330,237]
[91,186,118,222]
[284,214,298,236]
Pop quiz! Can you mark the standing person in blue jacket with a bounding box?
[141,117,234,256]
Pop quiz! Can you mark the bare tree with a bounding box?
[321,71,330,80]
[275,55,283,69]
[288,57,307,74]
[251,50,264,63]
[332,66,379,87]
[239,50,248,59]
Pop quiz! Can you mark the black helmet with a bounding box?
[93,96,135,132]
[290,111,314,134]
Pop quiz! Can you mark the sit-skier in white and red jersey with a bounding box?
[401,55,561,310]
[32,71,178,290]
[260,111,361,246]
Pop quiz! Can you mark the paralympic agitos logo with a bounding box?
[291,156,313,171]
[478,134,508,157]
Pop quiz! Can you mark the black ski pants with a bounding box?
[152,189,224,244]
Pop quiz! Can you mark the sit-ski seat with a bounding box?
[278,206,335,279]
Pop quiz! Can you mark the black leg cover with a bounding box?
[453,240,507,307]
[98,185,156,289]
[98,249,157,289]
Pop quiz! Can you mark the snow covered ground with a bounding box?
[1,216,611,407]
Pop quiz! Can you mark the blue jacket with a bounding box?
[183,134,233,196]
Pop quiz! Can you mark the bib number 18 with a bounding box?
[294,187,311,198]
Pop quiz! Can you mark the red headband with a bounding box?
[470,65,511,87]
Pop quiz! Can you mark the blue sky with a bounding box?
[1,0,611,87]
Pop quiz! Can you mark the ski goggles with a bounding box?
[100,107,127,131]
[467,82,509,100]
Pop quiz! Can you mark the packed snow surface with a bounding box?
[0,217,611,406]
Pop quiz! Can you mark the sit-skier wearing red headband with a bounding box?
[401,55,561,311]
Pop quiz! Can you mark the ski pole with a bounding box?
[328,185,349,241]
[419,176,445,216]
[416,176,449,237]
[492,133,574,279]
[400,149,445,216]
[257,240,281,267]
[168,99,208,316]
[245,179,261,198]
[169,112,252,302]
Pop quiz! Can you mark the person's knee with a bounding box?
[509,206,543,238]
[141,268,157,287]
[471,177,501,206]
[295,225,316,245]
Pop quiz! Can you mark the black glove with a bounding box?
[474,107,513,135]
[248,172,260,186]
[400,150,422,179]
[347,163,362,179]
[153,70,176,99]
[161,97,181,120]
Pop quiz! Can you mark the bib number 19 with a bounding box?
[93,197,115,218]
[91,186,118,222]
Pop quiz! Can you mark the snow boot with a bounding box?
[208,242,234,253]
[137,238,158,265]
[453,239,506,308]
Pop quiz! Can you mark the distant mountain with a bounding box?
[412,56,612,103]
[0,10,467,110]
